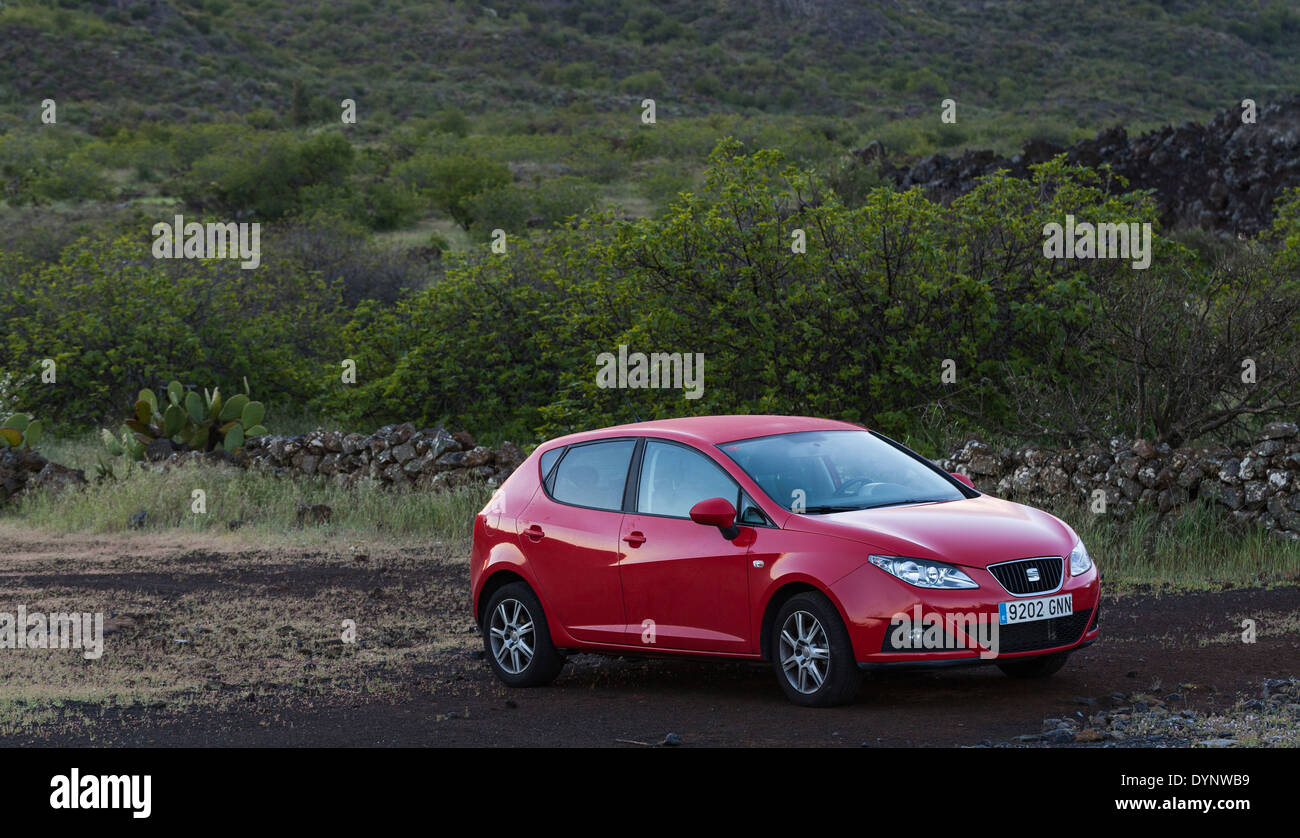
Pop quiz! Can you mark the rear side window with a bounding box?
[539,447,562,483]
[637,440,738,519]
[550,440,636,511]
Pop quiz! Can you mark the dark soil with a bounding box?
[1,534,1296,747]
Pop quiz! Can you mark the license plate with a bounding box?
[998,593,1072,625]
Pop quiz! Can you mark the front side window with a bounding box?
[550,439,636,511]
[637,440,738,519]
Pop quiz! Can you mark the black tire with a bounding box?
[482,582,564,687]
[771,592,861,707]
[997,651,1070,679]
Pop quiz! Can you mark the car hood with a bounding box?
[782,495,1077,568]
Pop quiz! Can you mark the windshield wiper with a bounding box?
[797,505,869,514]
[857,498,951,510]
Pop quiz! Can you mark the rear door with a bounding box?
[517,438,636,644]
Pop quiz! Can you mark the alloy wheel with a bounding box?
[778,610,831,694]
[489,598,535,675]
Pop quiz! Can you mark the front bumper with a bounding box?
[829,559,1102,666]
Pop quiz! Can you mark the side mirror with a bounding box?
[950,472,975,490]
[689,497,741,540]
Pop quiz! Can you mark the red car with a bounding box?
[470,415,1100,706]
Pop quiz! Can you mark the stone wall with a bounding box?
[232,423,527,490]
[2,423,525,507]
[0,448,86,504]
[939,421,1300,541]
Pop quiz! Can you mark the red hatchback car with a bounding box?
[470,415,1100,706]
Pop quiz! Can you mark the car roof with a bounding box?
[543,415,867,449]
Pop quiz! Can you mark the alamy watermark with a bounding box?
[50,769,151,818]
[152,214,261,269]
[1042,214,1151,270]
[887,605,1000,659]
[0,606,104,659]
[595,345,704,400]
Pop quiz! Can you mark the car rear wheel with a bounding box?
[483,582,564,687]
[997,651,1070,678]
[772,592,861,707]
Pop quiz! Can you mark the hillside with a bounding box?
[2,0,1300,450]
[3,0,1300,143]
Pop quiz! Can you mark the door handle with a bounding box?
[623,531,646,548]
[523,524,545,542]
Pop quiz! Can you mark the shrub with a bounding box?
[0,235,345,427]
[433,107,471,137]
[620,70,666,94]
[334,142,1300,447]
[176,131,355,220]
[396,153,512,230]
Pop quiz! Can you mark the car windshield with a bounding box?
[718,429,965,514]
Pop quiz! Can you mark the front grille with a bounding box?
[997,609,1092,654]
[988,557,1063,595]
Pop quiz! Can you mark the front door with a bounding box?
[618,440,753,653]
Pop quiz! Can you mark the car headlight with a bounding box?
[1069,540,1093,576]
[869,555,978,589]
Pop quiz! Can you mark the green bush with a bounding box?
[433,107,471,137]
[331,141,1296,447]
[396,152,512,230]
[0,133,112,205]
[0,235,345,428]
[692,72,723,97]
[338,178,422,232]
[467,184,533,238]
[620,70,666,94]
[176,131,355,220]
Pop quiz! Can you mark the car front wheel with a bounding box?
[771,592,861,707]
[482,582,564,687]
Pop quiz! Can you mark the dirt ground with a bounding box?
[0,529,1296,747]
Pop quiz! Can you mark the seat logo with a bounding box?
[1026,567,1041,582]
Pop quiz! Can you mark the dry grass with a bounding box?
[0,528,477,737]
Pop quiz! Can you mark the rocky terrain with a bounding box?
[0,447,86,505]
[999,678,1300,748]
[942,421,1300,540]
[867,97,1300,235]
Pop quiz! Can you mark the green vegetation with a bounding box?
[0,412,42,450]
[1063,499,1300,593]
[0,235,342,430]
[325,147,1300,451]
[4,0,1299,135]
[1,0,1299,555]
[3,143,1299,452]
[96,379,267,478]
[6,457,491,543]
